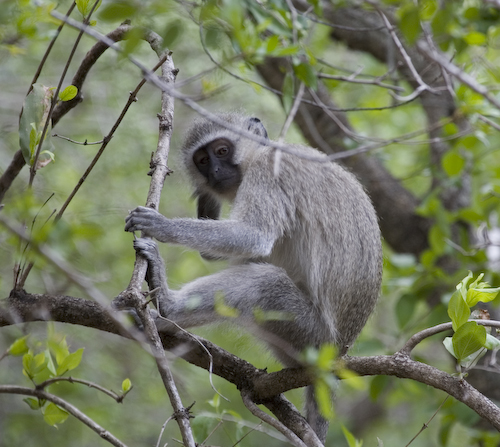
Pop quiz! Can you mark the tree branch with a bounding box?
[3,290,500,431]
[0,385,127,447]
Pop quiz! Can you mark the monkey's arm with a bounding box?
[125,206,275,259]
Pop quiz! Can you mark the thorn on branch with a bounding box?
[148,152,173,176]
[173,403,196,421]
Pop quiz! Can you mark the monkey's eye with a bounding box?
[198,156,210,165]
[215,146,229,157]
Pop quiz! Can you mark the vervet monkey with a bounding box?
[124,113,383,442]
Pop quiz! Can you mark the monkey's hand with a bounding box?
[125,206,171,241]
[133,237,160,262]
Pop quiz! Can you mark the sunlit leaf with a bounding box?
[464,32,486,46]
[448,290,470,332]
[452,321,486,361]
[43,402,69,426]
[442,151,465,177]
[314,378,335,419]
[466,274,500,306]
[122,378,132,392]
[342,423,363,447]
[56,348,84,375]
[58,85,78,102]
[9,336,30,356]
[484,334,500,350]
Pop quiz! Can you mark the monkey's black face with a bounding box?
[193,138,242,194]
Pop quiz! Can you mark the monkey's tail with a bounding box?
[305,385,329,445]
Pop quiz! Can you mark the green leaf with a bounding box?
[484,334,500,350]
[43,402,69,426]
[76,0,91,16]
[23,351,47,380]
[123,27,143,56]
[46,349,56,376]
[342,424,363,447]
[122,378,132,392]
[448,290,470,331]
[395,293,417,328]
[272,45,300,57]
[419,0,438,21]
[369,375,388,401]
[23,397,41,410]
[442,151,465,177]
[314,378,335,420]
[443,336,455,358]
[19,83,55,165]
[428,224,447,254]
[56,348,83,375]
[48,337,70,365]
[162,22,182,47]
[337,367,364,391]
[452,321,486,361]
[58,85,78,102]
[400,5,421,44]
[76,0,101,17]
[9,336,30,356]
[456,271,474,297]
[466,274,500,306]
[467,287,500,307]
[316,344,337,370]
[464,32,486,46]
[207,393,221,411]
[293,62,317,90]
[99,1,137,22]
[266,35,280,53]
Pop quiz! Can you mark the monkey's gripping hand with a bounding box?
[133,237,168,300]
[125,206,171,241]
[133,237,160,262]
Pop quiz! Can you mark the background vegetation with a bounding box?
[2,0,500,446]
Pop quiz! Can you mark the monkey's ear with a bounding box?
[247,117,268,140]
[197,192,221,220]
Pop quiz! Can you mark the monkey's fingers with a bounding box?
[133,238,158,261]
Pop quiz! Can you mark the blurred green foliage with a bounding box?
[2,0,500,446]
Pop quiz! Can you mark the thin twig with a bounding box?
[368,2,438,95]
[52,134,104,145]
[399,320,500,356]
[241,391,308,447]
[36,376,126,402]
[25,2,76,98]
[29,0,101,186]
[275,81,306,175]
[0,385,127,447]
[155,312,228,401]
[418,40,500,111]
[155,415,174,447]
[405,396,450,446]
[318,72,404,92]
[55,53,168,221]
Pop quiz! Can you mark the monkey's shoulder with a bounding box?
[247,144,365,194]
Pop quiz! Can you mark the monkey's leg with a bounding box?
[135,238,329,442]
[134,239,325,354]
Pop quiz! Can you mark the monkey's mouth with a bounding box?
[209,173,241,191]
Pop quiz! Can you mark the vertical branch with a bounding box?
[122,49,196,446]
